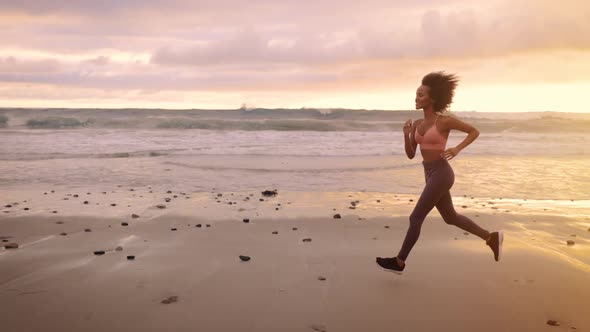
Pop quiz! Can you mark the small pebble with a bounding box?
[171,228,177,231]
[547,320,560,326]
[127,255,135,260]
[115,246,123,251]
[60,232,67,236]
[239,255,251,262]
[83,201,89,204]
[302,238,312,242]
[206,224,211,227]
[161,295,178,304]
[84,228,92,232]
[94,250,105,255]
[131,214,140,219]
[243,218,250,223]
[121,222,129,226]
[196,224,202,228]
[384,225,389,229]
[292,227,298,231]
[318,276,326,281]
[333,214,341,219]
[5,243,19,249]
[156,204,166,209]
[566,240,575,246]
[272,231,278,234]
[110,203,117,206]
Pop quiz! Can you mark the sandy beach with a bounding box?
[1,185,589,332]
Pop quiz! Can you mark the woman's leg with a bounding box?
[436,191,490,240]
[397,179,448,261]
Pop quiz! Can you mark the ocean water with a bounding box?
[1,108,589,202]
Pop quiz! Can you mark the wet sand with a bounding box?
[1,186,589,332]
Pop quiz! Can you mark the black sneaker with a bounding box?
[376,257,405,274]
[486,231,503,262]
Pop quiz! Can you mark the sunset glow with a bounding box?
[1,0,589,112]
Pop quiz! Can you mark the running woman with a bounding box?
[376,72,503,274]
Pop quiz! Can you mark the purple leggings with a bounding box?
[397,158,490,261]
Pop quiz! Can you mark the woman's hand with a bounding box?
[403,119,413,135]
[441,147,460,160]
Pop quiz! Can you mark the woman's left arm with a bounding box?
[440,116,479,160]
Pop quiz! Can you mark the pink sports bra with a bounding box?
[414,116,448,150]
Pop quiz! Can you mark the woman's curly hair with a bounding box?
[421,71,459,113]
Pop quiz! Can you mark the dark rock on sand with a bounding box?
[23,208,29,211]
[272,231,278,234]
[302,238,312,242]
[196,224,202,227]
[94,251,105,255]
[239,255,251,262]
[310,324,327,332]
[318,276,327,281]
[56,221,64,224]
[131,214,140,219]
[165,198,171,202]
[60,232,67,236]
[567,240,575,246]
[292,227,298,231]
[110,203,117,206]
[259,198,264,202]
[206,224,211,227]
[384,225,390,229]
[167,190,172,194]
[171,228,177,231]
[262,190,278,197]
[84,228,92,232]
[243,218,250,223]
[333,214,341,219]
[156,204,166,209]
[4,204,11,208]
[127,255,135,260]
[115,246,123,251]
[547,320,560,326]
[121,222,129,226]
[5,243,19,249]
[161,295,178,304]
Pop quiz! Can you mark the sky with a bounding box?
[1,0,589,112]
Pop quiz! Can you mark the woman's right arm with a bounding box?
[403,119,418,159]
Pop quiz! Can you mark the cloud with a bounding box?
[0,0,589,110]
[0,56,61,73]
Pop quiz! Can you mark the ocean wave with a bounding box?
[1,108,589,133]
[0,149,185,161]
[163,161,415,173]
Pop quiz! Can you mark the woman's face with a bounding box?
[415,85,433,110]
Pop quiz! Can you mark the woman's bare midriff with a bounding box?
[420,149,444,162]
